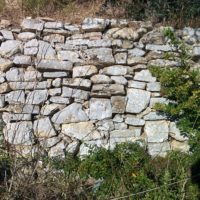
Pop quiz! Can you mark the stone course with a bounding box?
[0,17,197,158]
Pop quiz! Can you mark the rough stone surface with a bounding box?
[126,89,151,114]
[145,121,169,143]
[52,103,88,124]
[0,17,191,158]
[89,98,112,120]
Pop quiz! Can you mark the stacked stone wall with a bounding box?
[0,17,199,157]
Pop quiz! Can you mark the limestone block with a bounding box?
[126,89,151,114]
[52,103,89,124]
[145,121,169,143]
[4,121,33,145]
[89,98,112,120]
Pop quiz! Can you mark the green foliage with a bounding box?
[125,0,200,24]
[150,29,200,153]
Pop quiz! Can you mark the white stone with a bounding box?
[52,103,89,124]
[89,98,112,120]
[145,121,169,143]
[41,104,64,116]
[114,52,127,64]
[102,65,128,76]
[18,32,36,41]
[169,122,188,141]
[62,122,102,141]
[62,87,90,100]
[128,81,146,89]
[146,44,171,52]
[21,18,44,32]
[147,82,161,92]
[90,74,112,84]
[0,40,22,57]
[111,76,127,85]
[26,90,48,105]
[126,89,151,114]
[45,21,63,29]
[37,40,56,59]
[13,55,32,65]
[125,116,145,126]
[128,48,146,57]
[134,70,156,82]
[143,112,167,120]
[0,30,14,40]
[148,142,171,157]
[34,117,57,138]
[4,121,33,145]
[5,90,25,104]
[49,96,71,104]
[73,65,98,78]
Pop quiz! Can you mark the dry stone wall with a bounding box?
[0,17,198,158]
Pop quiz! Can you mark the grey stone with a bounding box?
[134,70,156,82]
[90,74,112,84]
[0,95,5,107]
[128,48,146,57]
[127,56,147,65]
[40,136,61,148]
[82,18,109,32]
[128,81,146,89]
[26,90,48,105]
[0,30,14,40]
[43,29,70,36]
[24,39,39,48]
[83,48,115,65]
[48,141,66,158]
[66,141,80,154]
[17,32,36,41]
[45,21,63,29]
[34,117,57,138]
[48,88,61,96]
[111,96,126,113]
[4,121,33,145]
[4,104,40,114]
[113,114,124,123]
[194,46,200,56]
[52,103,88,124]
[0,72,5,83]
[148,59,180,67]
[91,84,125,97]
[13,55,32,65]
[63,78,92,90]
[143,112,167,120]
[36,59,73,71]
[110,128,142,139]
[73,65,98,78]
[114,52,127,64]
[147,82,161,92]
[64,24,80,33]
[169,122,188,141]
[112,28,139,40]
[57,50,82,63]
[2,112,31,123]
[171,140,189,153]
[44,34,65,44]
[5,90,25,104]
[111,76,127,85]
[41,104,64,116]
[24,70,42,81]
[6,68,24,82]
[49,96,71,104]
[96,119,114,132]
[37,40,56,59]
[43,72,68,78]
[62,87,90,100]
[89,98,112,120]
[146,44,171,52]
[0,40,22,57]
[0,58,13,72]
[148,142,171,157]
[24,47,38,56]
[125,116,145,126]
[62,122,102,141]
[114,122,127,130]
[126,89,151,114]
[21,18,44,32]
[102,65,128,76]
[52,78,61,87]
[145,121,169,143]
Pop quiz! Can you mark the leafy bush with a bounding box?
[125,0,200,25]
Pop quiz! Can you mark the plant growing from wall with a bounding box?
[150,28,200,153]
